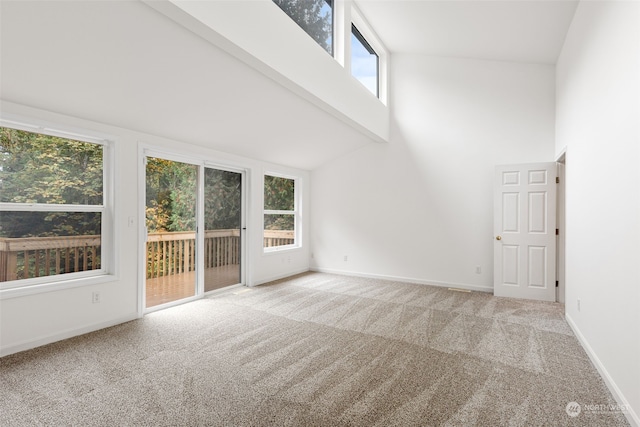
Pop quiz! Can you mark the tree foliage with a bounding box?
[0,127,103,238]
[145,159,242,233]
[145,158,196,233]
[264,175,295,231]
[1,127,294,240]
[273,0,332,54]
[204,168,241,230]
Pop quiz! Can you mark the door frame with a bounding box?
[137,145,248,316]
[203,161,248,295]
[493,162,558,301]
[556,149,567,304]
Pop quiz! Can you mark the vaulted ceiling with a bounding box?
[0,0,373,169]
[1,1,578,170]
[356,0,579,64]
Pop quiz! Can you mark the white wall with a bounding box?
[310,55,555,290]
[0,0,376,171]
[0,101,310,356]
[556,1,640,424]
[147,0,389,143]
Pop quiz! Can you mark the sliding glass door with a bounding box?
[143,153,244,310]
[204,168,242,292]
[145,157,197,308]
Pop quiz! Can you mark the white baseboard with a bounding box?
[565,314,639,427]
[0,313,140,358]
[310,267,493,293]
[253,268,311,287]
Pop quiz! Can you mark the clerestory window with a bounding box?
[351,23,379,97]
[273,0,333,55]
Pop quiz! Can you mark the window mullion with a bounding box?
[0,203,104,212]
[264,209,295,215]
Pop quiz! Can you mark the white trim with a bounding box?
[0,119,115,294]
[310,267,494,293]
[138,144,249,313]
[0,116,111,145]
[137,143,147,317]
[0,273,117,299]
[264,209,295,216]
[565,314,639,427]
[0,313,139,358]
[350,3,388,104]
[144,293,201,314]
[196,162,205,297]
[263,244,301,254]
[333,0,347,68]
[241,167,251,288]
[252,267,311,287]
[0,203,103,212]
[143,147,202,167]
[263,172,301,252]
[204,282,244,297]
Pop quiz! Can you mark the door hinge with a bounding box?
[556,229,559,235]
[556,280,559,288]
[556,177,559,184]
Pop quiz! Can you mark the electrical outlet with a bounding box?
[343,255,348,262]
[92,291,101,304]
[577,299,581,312]
[475,266,481,274]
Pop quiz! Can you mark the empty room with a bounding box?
[0,0,638,426]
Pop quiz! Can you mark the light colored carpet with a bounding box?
[0,272,630,426]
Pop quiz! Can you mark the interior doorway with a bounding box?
[493,162,557,302]
[556,151,566,303]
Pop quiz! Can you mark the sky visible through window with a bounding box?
[351,28,378,97]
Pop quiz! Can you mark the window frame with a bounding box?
[268,0,388,104]
[272,0,334,56]
[350,23,379,98]
[0,118,115,298]
[350,5,388,104]
[263,172,300,253]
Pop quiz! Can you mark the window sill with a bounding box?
[263,245,301,256]
[0,273,118,300]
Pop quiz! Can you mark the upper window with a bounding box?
[273,0,333,55]
[351,23,379,97]
[264,174,298,250]
[0,125,109,288]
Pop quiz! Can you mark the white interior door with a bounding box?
[494,163,557,301]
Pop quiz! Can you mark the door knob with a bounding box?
[496,236,502,241]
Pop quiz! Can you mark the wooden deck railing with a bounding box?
[263,230,296,248]
[0,229,294,282]
[0,235,101,282]
[146,230,244,280]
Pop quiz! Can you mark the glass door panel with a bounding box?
[204,168,242,291]
[145,157,197,308]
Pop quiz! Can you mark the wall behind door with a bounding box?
[311,55,556,291]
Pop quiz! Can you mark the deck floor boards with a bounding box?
[146,264,240,308]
